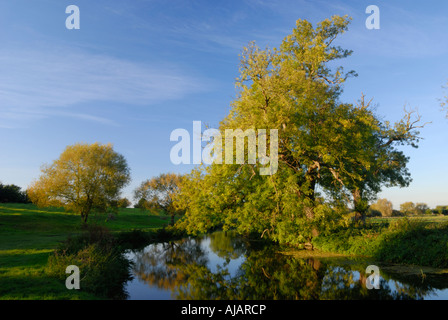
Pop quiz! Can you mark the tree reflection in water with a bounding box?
[128,231,442,300]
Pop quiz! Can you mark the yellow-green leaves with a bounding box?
[175,15,424,245]
[28,142,130,223]
[134,173,183,225]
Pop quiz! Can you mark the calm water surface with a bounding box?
[124,231,448,300]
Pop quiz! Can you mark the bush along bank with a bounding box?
[45,224,187,299]
[311,218,448,268]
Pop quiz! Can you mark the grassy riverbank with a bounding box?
[312,216,448,268]
[0,203,175,300]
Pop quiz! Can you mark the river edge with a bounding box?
[124,230,448,299]
[128,227,448,277]
[278,247,448,277]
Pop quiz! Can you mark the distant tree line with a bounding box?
[0,182,30,203]
[366,198,447,217]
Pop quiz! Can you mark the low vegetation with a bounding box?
[312,217,448,268]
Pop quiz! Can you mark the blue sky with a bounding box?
[0,0,447,209]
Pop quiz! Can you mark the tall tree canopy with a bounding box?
[28,142,131,223]
[175,15,425,246]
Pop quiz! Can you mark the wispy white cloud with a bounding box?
[0,45,209,128]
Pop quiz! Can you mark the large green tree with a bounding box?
[178,16,357,244]
[175,15,425,246]
[28,142,131,223]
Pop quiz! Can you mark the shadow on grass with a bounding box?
[374,222,448,268]
[0,250,53,268]
[0,273,98,300]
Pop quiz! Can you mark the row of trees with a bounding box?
[22,140,444,225]
[368,199,434,217]
[399,201,430,216]
[0,183,30,203]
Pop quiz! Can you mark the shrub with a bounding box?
[46,225,133,299]
[375,219,448,268]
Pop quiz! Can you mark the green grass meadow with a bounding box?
[0,203,170,299]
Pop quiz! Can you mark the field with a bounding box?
[369,215,448,225]
[0,203,170,299]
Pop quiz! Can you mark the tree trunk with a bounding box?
[304,175,319,245]
[304,176,316,220]
[352,188,367,225]
[170,214,175,226]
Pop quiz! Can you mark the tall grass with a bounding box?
[312,218,448,268]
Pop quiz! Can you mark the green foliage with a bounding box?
[175,15,360,243]
[415,203,429,215]
[116,198,131,208]
[175,15,426,246]
[367,208,382,217]
[45,225,133,299]
[435,205,448,215]
[134,173,184,225]
[370,198,393,217]
[312,222,388,256]
[375,218,448,268]
[400,201,416,215]
[0,183,30,203]
[313,218,448,268]
[28,142,131,223]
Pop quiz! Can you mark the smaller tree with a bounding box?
[370,198,393,217]
[400,202,416,216]
[134,173,184,226]
[117,198,131,208]
[415,202,429,215]
[134,198,148,210]
[28,143,131,223]
[435,205,448,215]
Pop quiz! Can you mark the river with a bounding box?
[123,231,448,300]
